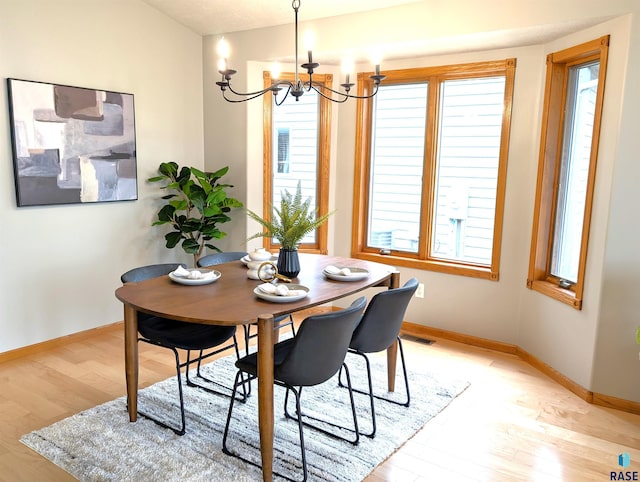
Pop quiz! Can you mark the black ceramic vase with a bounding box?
[277,248,300,279]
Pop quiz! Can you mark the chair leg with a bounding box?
[340,337,411,407]
[223,373,307,482]
[243,316,295,357]
[339,354,376,438]
[184,335,250,402]
[243,324,252,356]
[342,363,360,443]
[136,339,186,436]
[287,385,308,482]
[396,336,411,407]
[221,370,244,455]
[286,314,296,337]
[283,365,360,445]
[338,337,411,437]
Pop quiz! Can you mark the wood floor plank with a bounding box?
[0,319,639,481]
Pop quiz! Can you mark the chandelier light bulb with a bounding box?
[369,48,384,76]
[303,30,316,51]
[270,62,281,80]
[217,37,230,60]
[341,57,354,85]
[341,57,354,75]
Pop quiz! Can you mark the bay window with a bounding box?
[527,36,609,309]
[353,59,516,280]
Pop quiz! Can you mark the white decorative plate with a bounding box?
[322,267,369,282]
[253,284,309,303]
[168,269,221,285]
[241,254,278,265]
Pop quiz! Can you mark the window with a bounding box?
[263,72,332,252]
[527,36,609,309]
[276,128,290,174]
[353,59,516,280]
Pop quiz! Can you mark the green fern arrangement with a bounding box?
[246,182,334,250]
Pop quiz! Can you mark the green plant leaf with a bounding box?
[169,199,188,211]
[176,166,191,183]
[157,205,176,223]
[182,219,202,233]
[149,163,242,261]
[246,181,333,250]
[165,231,183,248]
[181,238,200,254]
[208,166,229,183]
[158,161,178,178]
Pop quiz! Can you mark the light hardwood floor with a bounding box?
[1,316,639,481]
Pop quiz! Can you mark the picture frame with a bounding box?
[7,78,138,207]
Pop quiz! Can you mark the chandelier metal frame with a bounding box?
[215,0,385,105]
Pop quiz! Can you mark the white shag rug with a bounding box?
[21,350,468,481]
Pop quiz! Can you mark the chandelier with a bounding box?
[215,0,385,105]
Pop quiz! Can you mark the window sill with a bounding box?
[527,279,582,310]
[352,251,498,281]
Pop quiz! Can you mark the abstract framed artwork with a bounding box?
[7,78,138,207]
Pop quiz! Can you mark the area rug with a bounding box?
[21,351,468,481]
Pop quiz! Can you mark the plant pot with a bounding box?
[277,248,300,279]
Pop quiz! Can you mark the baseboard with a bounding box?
[401,322,519,355]
[401,321,640,416]
[5,317,637,415]
[0,322,124,363]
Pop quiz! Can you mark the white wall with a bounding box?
[1,0,637,404]
[203,1,640,402]
[518,16,631,392]
[0,0,204,351]
[591,15,640,401]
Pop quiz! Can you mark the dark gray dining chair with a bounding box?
[339,277,419,438]
[121,263,246,435]
[197,251,296,354]
[222,297,367,482]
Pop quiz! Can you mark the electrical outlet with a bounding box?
[415,283,424,298]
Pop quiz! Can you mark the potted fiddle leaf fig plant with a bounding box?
[148,162,243,267]
[246,181,334,278]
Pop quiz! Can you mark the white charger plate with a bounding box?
[322,267,369,282]
[168,269,221,286]
[241,254,278,265]
[253,284,309,303]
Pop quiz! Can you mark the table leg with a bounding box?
[387,339,398,392]
[124,304,139,422]
[387,271,401,392]
[257,314,275,482]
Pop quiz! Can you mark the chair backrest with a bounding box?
[274,297,367,387]
[197,252,247,267]
[349,278,419,354]
[121,263,186,283]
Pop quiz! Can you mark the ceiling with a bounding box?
[141,0,422,37]
[140,0,610,60]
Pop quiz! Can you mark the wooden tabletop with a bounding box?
[115,254,395,325]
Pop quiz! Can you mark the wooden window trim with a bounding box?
[527,36,609,310]
[351,59,516,281]
[262,72,332,254]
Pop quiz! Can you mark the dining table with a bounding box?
[115,253,399,481]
